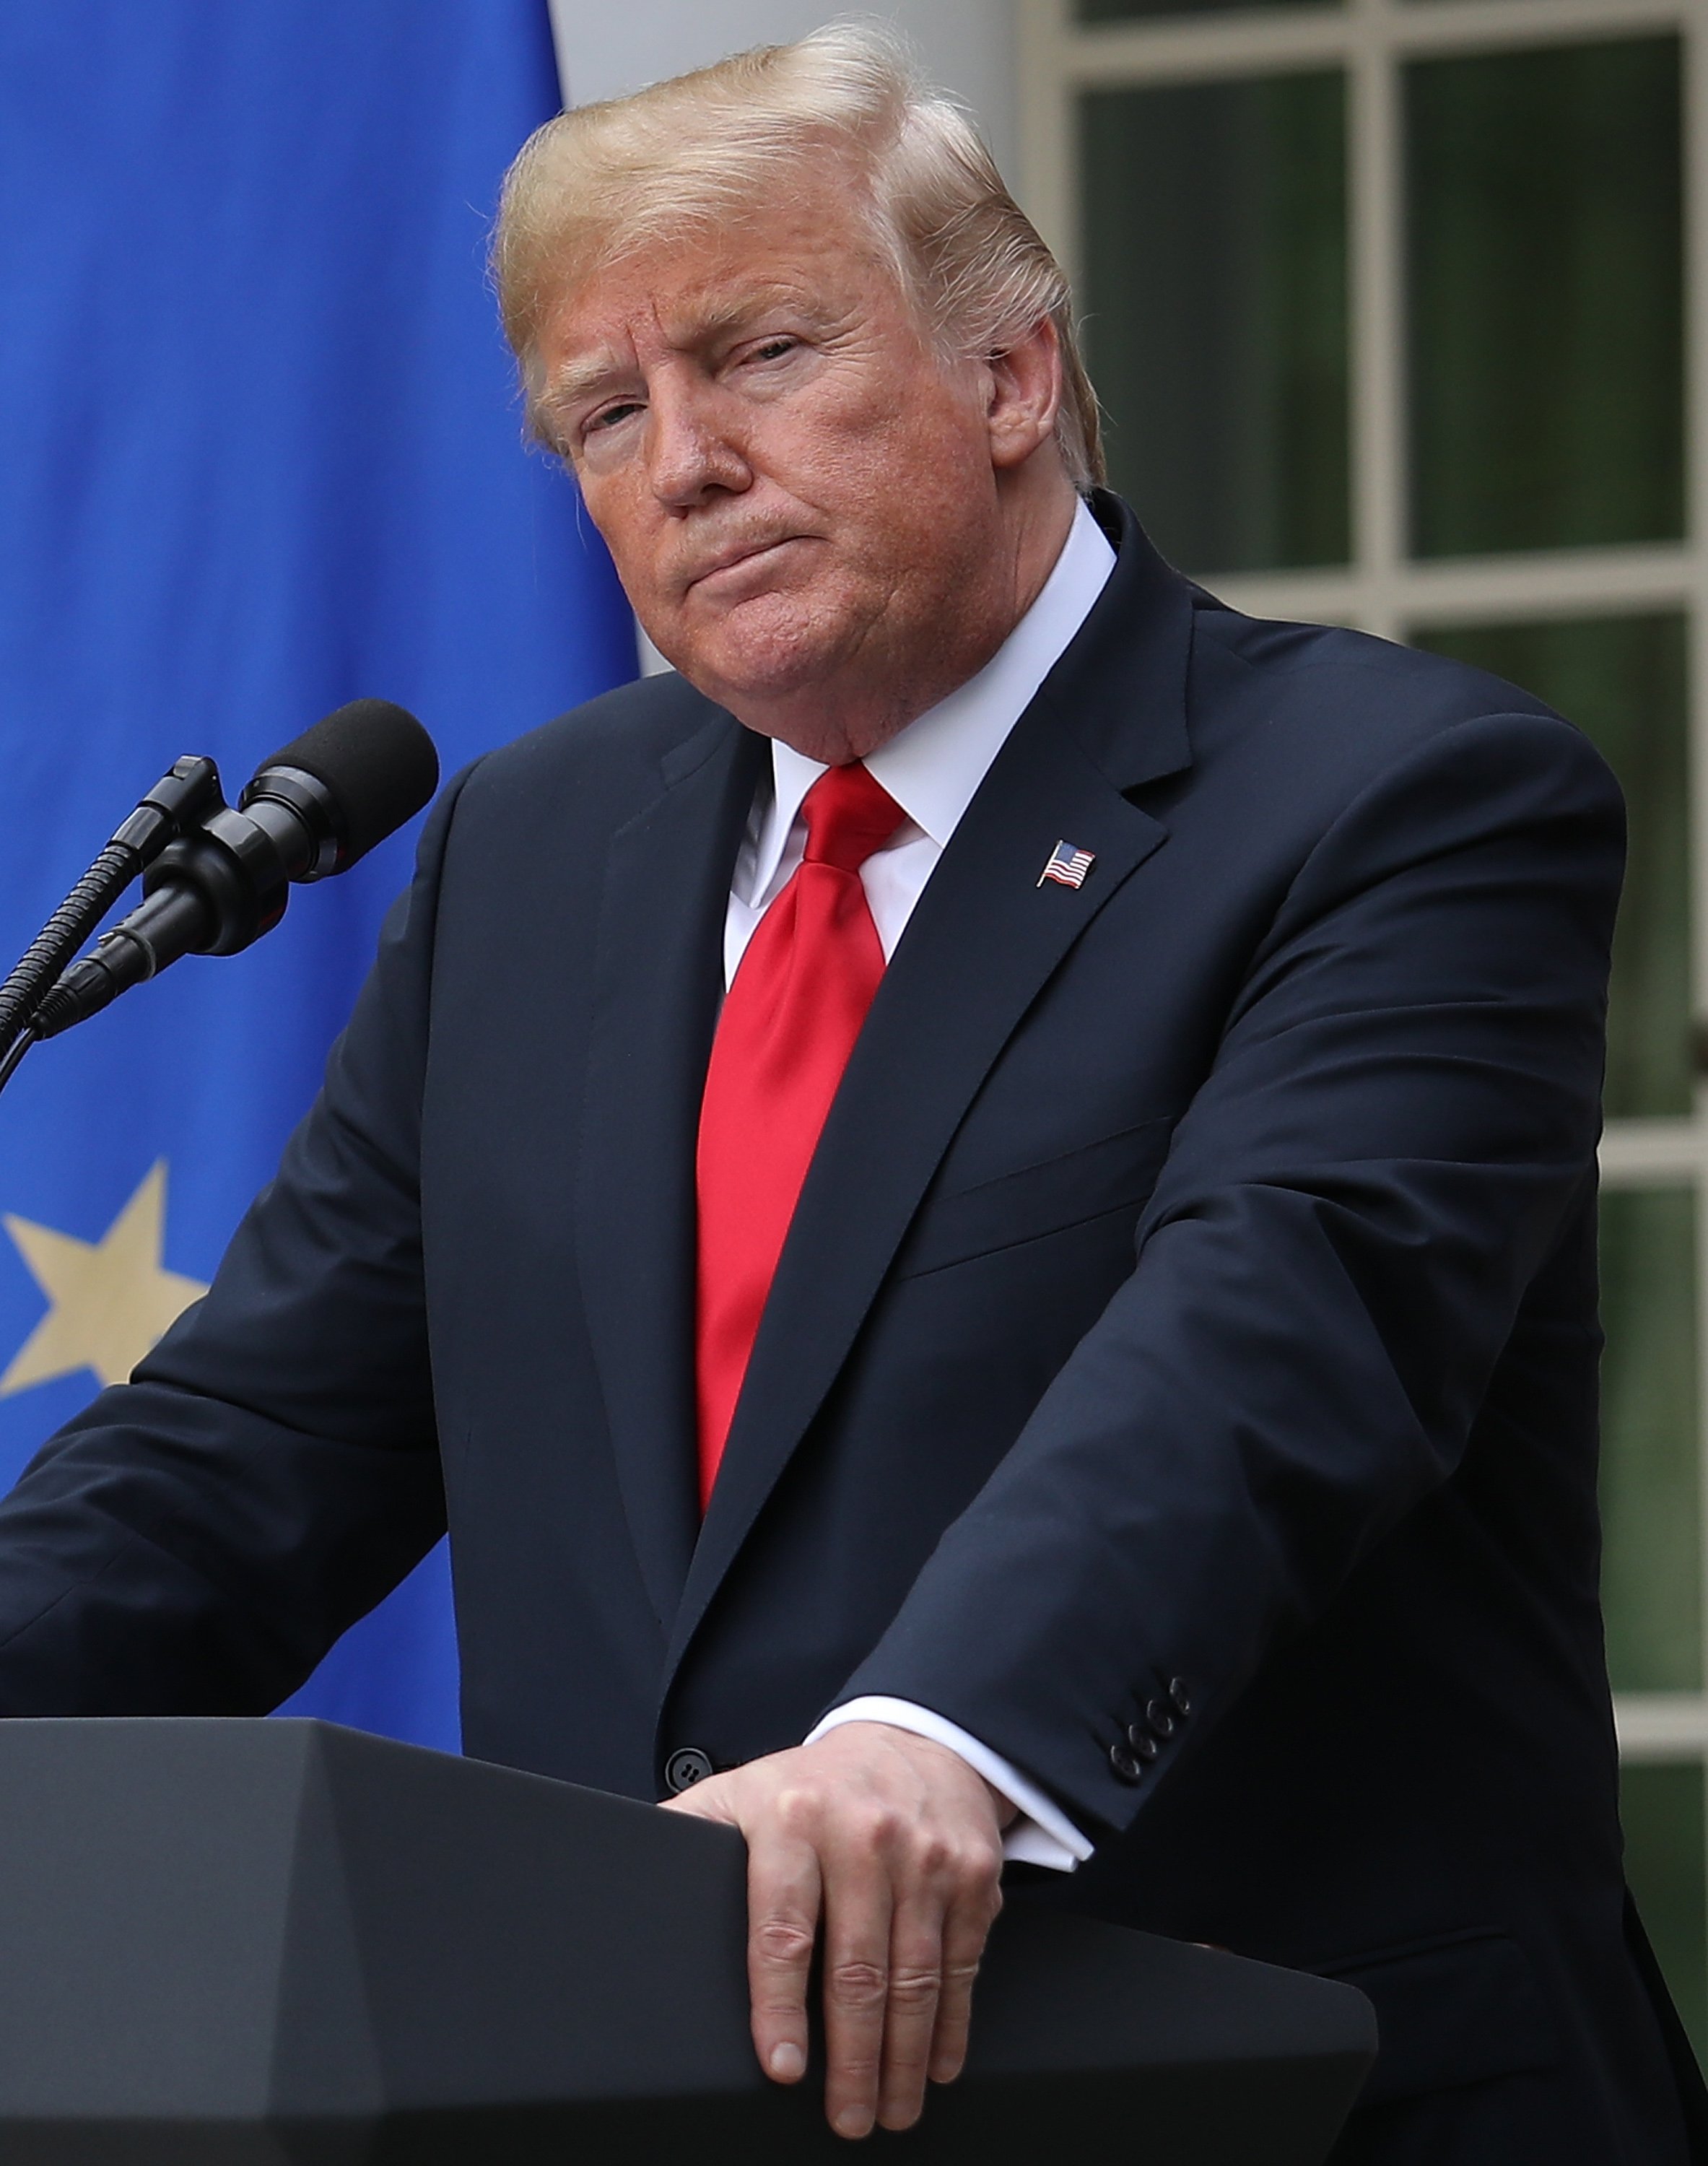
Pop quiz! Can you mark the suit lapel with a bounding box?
[575,705,764,1628]
[665,502,1200,1678]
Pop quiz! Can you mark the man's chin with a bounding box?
[663,613,861,721]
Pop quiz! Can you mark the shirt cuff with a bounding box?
[804,1695,1093,1872]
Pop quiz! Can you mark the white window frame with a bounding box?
[1017,0,1708,1775]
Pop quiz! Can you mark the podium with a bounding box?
[0,1719,1374,2162]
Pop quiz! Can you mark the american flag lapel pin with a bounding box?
[1038,840,1096,890]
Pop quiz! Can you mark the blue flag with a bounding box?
[0,4,636,1750]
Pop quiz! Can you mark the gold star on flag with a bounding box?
[0,1161,209,1396]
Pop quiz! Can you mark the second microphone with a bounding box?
[33,700,439,1041]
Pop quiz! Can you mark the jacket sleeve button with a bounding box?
[1145,1699,1178,1740]
[1109,1740,1149,1784]
[664,1747,715,1794]
[1169,1678,1192,1718]
[1124,1726,1159,1761]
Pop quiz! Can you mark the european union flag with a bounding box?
[0,5,636,1749]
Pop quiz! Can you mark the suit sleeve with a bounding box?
[837,707,1624,1839]
[0,768,476,1716]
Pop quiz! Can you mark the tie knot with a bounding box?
[800,762,905,875]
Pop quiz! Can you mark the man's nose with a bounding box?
[645,388,751,508]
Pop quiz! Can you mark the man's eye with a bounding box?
[751,338,797,364]
[585,401,642,436]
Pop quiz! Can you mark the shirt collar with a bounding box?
[750,499,1116,894]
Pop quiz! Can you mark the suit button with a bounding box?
[1124,1726,1159,1762]
[1145,1699,1177,1740]
[1169,1678,1192,1718]
[1109,1741,1148,1784]
[664,1747,715,1794]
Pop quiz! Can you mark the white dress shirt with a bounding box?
[720,500,1115,1870]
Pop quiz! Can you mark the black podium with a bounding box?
[0,1719,1374,2162]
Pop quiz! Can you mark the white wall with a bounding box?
[546,1,1016,181]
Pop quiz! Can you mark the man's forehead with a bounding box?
[591,261,823,339]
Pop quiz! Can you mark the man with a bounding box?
[0,25,1695,2162]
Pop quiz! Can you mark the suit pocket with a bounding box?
[897,1117,1175,1280]
[1320,1928,1561,2108]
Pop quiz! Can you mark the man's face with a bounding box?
[532,165,1027,755]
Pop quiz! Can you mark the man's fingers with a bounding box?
[820,1853,896,2139]
[746,1825,822,2088]
[873,1892,948,2131]
[878,1853,1001,2125]
[665,1728,1012,2139]
[925,1876,1002,2089]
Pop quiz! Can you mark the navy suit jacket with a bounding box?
[0,497,1693,2154]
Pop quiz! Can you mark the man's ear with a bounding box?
[985,315,1065,472]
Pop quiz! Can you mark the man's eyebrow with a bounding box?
[554,289,822,388]
[536,285,827,438]
[687,286,819,342]
[531,352,637,452]
[541,355,629,414]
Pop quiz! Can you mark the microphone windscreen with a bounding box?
[260,700,440,867]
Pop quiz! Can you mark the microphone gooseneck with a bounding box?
[26,700,437,1046]
[0,756,223,1066]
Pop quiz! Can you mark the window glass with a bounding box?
[1622,1761,1708,2062]
[1597,1187,1702,1695]
[1406,38,1683,557]
[1411,616,1691,1121]
[1080,71,1348,572]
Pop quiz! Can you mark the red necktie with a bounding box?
[694,762,905,1508]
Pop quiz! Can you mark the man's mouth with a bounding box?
[686,536,806,592]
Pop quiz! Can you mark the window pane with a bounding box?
[1622,1761,1708,2065]
[1406,38,1683,557]
[1411,617,1691,1121]
[1598,1188,1701,1695]
[1080,71,1348,573]
[1078,0,1332,18]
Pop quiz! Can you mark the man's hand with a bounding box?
[660,1721,1013,2139]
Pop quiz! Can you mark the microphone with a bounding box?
[30,700,438,1042]
[0,754,229,1065]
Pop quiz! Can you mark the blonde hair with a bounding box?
[492,22,1103,491]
